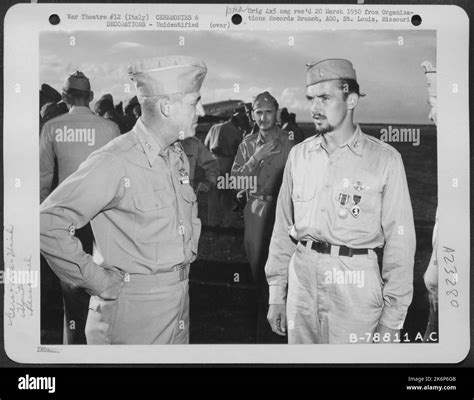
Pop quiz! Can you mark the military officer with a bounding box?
[265,59,416,344]
[40,56,207,344]
[40,71,120,344]
[204,112,247,227]
[231,91,294,342]
[279,108,304,144]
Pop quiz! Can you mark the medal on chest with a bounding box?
[337,193,350,218]
[350,195,361,218]
[179,168,190,184]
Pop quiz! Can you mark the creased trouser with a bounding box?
[85,268,190,344]
[287,242,384,344]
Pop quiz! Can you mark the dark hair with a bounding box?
[335,79,361,100]
[63,88,91,101]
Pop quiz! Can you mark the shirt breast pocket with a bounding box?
[132,191,171,245]
[331,186,380,236]
[291,178,317,228]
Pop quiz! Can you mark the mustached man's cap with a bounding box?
[306,59,365,96]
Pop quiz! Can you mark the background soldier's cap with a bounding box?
[40,83,62,103]
[62,71,91,93]
[128,56,207,96]
[252,91,278,110]
[94,94,114,114]
[306,58,358,86]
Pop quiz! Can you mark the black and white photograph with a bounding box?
[38,28,438,345]
[2,3,470,364]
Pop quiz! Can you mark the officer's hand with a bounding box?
[267,304,287,336]
[372,323,400,343]
[196,182,210,194]
[253,141,280,162]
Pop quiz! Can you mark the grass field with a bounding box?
[41,123,438,345]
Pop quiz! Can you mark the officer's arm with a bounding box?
[379,152,416,330]
[197,140,218,186]
[40,152,125,299]
[39,123,55,204]
[265,153,296,304]
[231,142,259,178]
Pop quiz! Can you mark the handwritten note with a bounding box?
[4,224,35,326]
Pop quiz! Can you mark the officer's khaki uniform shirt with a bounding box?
[231,128,294,196]
[265,125,416,330]
[40,106,120,203]
[40,118,201,298]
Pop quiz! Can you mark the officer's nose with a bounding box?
[310,98,322,114]
[196,100,205,117]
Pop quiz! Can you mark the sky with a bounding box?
[40,30,436,123]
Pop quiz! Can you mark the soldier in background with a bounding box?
[181,136,219,194]
[40,71,120,344]
[204,112,248,227]
[232,92,294,342]
[279,108,304,144]
[94,94,128,133]
[40,101,68,130]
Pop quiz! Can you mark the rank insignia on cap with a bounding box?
[351,205,361,218]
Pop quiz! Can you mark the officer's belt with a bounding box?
[123,265,189,287]
[296,239,369,257]
[249,193,275,202]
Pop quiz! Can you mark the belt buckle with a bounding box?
[330,245,339,257]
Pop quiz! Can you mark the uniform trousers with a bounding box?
[287,242,384,344]
[85,266,190,344]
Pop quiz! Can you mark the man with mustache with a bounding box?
[265,59,416,344]
[41,56,207,344]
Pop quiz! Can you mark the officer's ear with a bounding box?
[346,93,359,111]
[159,96,172,118]
[88,91,94,103]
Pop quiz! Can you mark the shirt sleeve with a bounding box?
[231,141,260,178]
[39,124,55,204]
[379,152,416,330]
[40,151,126,299]
[264,151,296,304]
